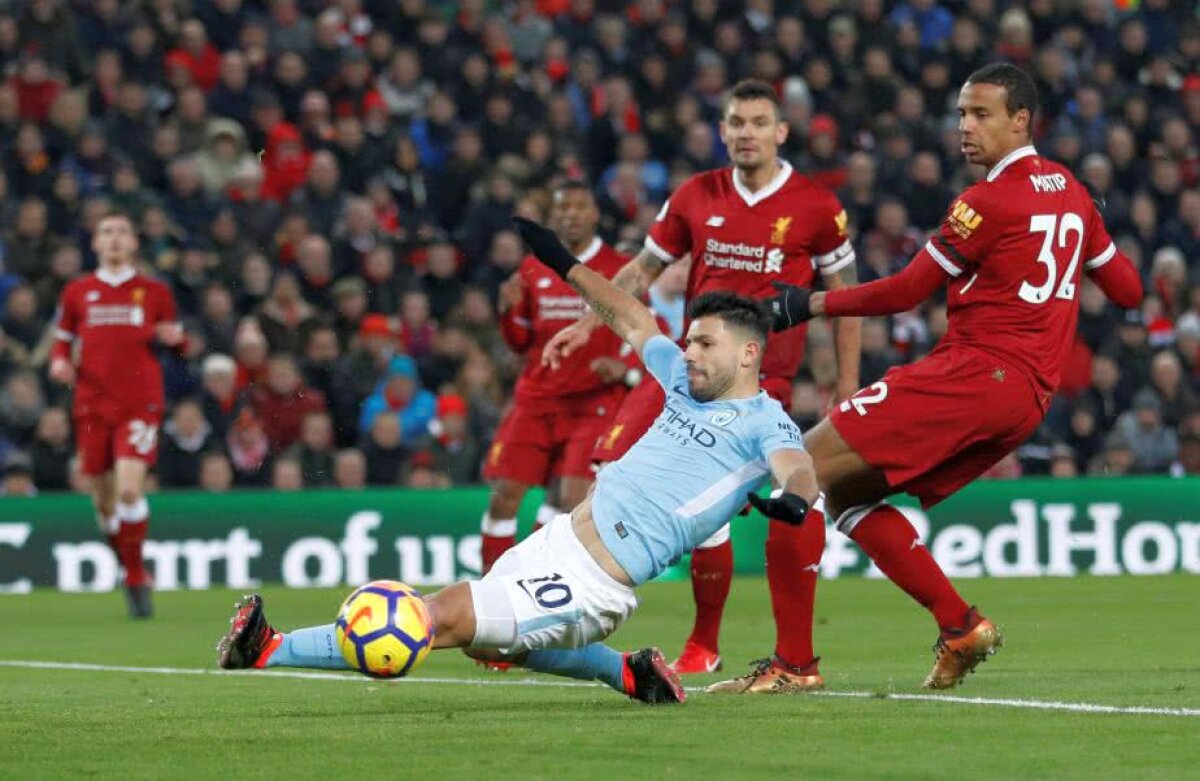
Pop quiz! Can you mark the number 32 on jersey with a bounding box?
[1019,212,1084,305]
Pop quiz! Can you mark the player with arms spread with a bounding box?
[480,182,629,574]
[216,217,820,705]
[712,63,1143,692]
[547,79,861,682]
[49,211,184,618]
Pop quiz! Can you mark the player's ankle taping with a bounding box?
[116,498,149,523]
[481,514,517,537]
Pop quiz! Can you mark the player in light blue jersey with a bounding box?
[216,217,819,705]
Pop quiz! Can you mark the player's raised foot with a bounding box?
[623,648,686,705]
[124,583,154,619]
[216,594,281,670]
[669,641,722,675]
[923,607,1003,690]
[705,655,824,694]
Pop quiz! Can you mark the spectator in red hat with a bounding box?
[408,392,482,485]
[798,113,848,192]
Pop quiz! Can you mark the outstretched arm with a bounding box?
[513,218,662,361]
[1084,245,1142,309]
[814,251,948,318]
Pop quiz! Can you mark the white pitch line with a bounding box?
[2,660,1198,718]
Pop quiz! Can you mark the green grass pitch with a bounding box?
[1,576,1196,780]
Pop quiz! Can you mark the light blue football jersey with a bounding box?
[592,335,805,585]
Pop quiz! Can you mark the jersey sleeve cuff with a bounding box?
[54,328,74,342]
[814,241,856,274]
[643,235,679,263]
[1084,242,1116,270]
[923,240,964,278]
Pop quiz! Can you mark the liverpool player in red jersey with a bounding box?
[712,63,1144,691]
[547,80,861,681]
[49,211,183,618]
[479,182,630,573]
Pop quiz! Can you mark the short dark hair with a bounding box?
[686,292,771,348]
[966,62,1039,127]
[725,79,782,120]
[553,179,594,200]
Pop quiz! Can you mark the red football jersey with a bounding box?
[499,238,629,402]
[645,162,854,380]
[916,146,1118,399]
[53,267,178,421]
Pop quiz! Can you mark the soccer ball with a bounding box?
[335,580,434,677]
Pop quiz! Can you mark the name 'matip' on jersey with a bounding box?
[917,146,1119,399]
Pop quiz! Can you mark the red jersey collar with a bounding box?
[575,236,603,264]
[732,161,793,207]
[986,145,1038,182]
[95,265,136,287]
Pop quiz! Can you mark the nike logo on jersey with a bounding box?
[706,215,725,227]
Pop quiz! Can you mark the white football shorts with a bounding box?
[468,513,638,653]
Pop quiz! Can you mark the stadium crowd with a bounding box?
[0,0,1197,496]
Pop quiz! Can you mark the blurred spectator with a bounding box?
[0,370,45,448]
[200,353,240,438]
[199,450,234,493]
[1,455,37,497]
[359,354,435,440]
[361,412,407,486]
[252,353,327,453]
[333,447,367,489]
[285,410,336,487]
[29,406,71,491]
[1,283,44,352]
[1115,389,1179,474]
[226,404,272,486]
[403,449,452,489]
[158,398,216,488]
[408,393,481,485]
[271,457,304,491]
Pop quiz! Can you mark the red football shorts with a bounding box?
[76,413,163,476]
[592,374,794,463]
[483,390,619,485]
[829,346,1044,508]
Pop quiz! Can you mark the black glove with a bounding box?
[512,216,579,280]
[745,490,811,526]
[765,282,814,331]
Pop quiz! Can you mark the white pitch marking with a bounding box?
[2,660,1198,718]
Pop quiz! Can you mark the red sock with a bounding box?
[118,519,149,587]
[848,504,970,631]
[685,539,733,651]
[480,514,517,575]
[766,512,825,668]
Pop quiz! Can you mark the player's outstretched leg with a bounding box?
[498,645,685,705]
[672,527,731,674]
[706,509,826,694]
[844,503,1002,688]
[216,595,353,671]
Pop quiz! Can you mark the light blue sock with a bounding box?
[264,624,351,670]
[523,644,627,693]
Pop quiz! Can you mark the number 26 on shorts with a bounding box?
[839,382,888,416]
